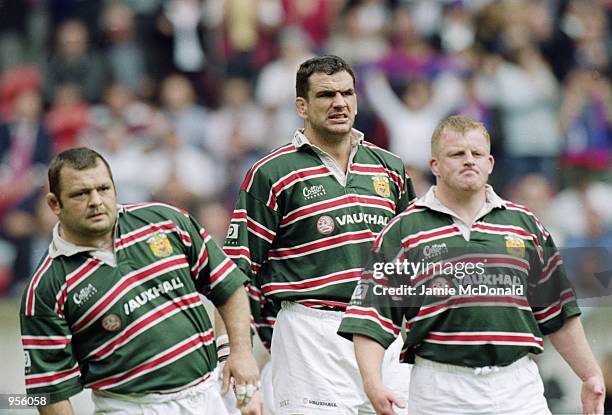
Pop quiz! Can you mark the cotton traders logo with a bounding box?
[147,232,173,257]
[303,184,326,200]
[73,283,98,307]
[423,243,448,260]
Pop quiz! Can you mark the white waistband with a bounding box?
[92,372,215,404]
[280,301,344,320]
[414,355,531,376]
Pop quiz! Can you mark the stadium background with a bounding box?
[0,0,610,413]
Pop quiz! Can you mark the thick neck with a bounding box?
[435,186,487,225]
[304,128,352,172]
[59,224,114,251]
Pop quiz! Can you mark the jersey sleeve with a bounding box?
[338,221,406,349]
[529,231,581,335]
[396,167,417,213]
[180,213,248,306]
[20,263,83,404]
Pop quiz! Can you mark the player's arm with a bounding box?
[548,317,605,415]
[178,210,260,408]
[354,335,405,415]
[532,231,604,414]
[216,286,260,405]
[39,400,74,415]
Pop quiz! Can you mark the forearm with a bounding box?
[354,334,386,388]
[216,287,252,353]
[548,317,602,381]
[39,400,74,415]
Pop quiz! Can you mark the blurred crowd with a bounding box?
[0,0,610,299]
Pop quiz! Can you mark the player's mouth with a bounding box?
[328,113,349,124]
[87,212,106,220]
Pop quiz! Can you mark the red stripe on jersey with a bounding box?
[25,256,53,316]
[89,294,202,361]
[246,217,275,243]
[425,332,543,347]
[297,299,348,309]
[87,331,214,389]
[242,145,297,192]
[262,269,362,294]
[269,230,373,259]
[401,225,462,250]
[71,256,188,333]
[344,306,400,335]
[271,166,330,196]
[22,337,71,347]
[26,365,80,387]
[281,194,394,226]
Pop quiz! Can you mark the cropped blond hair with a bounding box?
[431,115,490,157]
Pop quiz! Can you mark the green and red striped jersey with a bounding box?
[338,187,581,368]
[223,130,416,348]
[20,203,247,404]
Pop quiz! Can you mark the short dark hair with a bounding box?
[48,147,114,198]
[296,55,356,99]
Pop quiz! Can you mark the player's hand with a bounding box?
[581,374,605,415]
[221,348,260,408]
[364,382,405,415]
[239,390,264,415]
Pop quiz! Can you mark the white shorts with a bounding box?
[409,356,551,415]
[92,374,230,415]
[261,361,276,415]
[270,302,411,415]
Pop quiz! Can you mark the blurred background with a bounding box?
[0,0,610,413]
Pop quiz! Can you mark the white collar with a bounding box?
[416,185,505,219]
[291,128,364,149]
[48,219,118,267]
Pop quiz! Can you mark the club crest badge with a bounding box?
[505,235,525,257]
[316,215,335,235]
[371,175,391,198]
[101,313,122,332]
[147,232,173,257]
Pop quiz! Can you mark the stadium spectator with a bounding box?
[324,2,390,67]
[0,88,51,219]
[255,26,314,149]
[101,3,147,95]
[559,68,612,181]
[43,19,108,104]
[45,84,90,153]
[363,68,464,172]
[159,73,212,150]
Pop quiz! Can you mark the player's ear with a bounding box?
[46,192,62,216]
[295,97,308,120]
[429,157,440,177]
